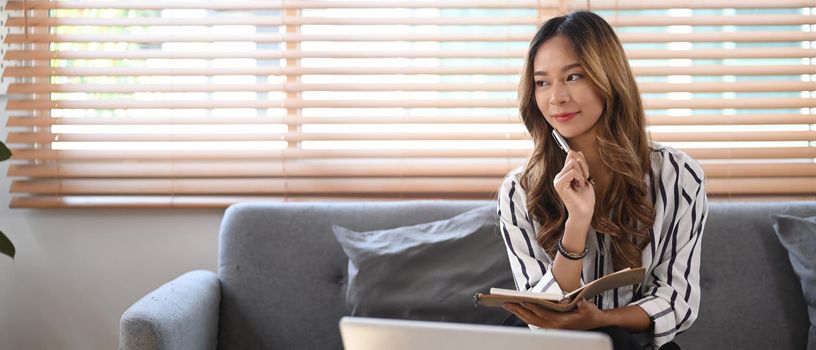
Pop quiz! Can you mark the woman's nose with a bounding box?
[548,84,569,105]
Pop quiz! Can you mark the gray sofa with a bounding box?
[119,200,814,349]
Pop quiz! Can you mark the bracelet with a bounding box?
[557,238,588,260]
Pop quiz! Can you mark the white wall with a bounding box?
[0,111,223,349]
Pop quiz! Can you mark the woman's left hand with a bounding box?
[503,299,607,330]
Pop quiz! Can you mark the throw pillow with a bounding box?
[331,205,514,325]
[772,214,816,350]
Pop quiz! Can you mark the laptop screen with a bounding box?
[340,317,612,350]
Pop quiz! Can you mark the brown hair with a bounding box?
[517,11,655,270]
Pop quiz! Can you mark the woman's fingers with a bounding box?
[566,151,590,182]
[507,305,531,322]
[555,156,580,182]
[504,303,547,327]
[557,157,576,177]
[521,302,558,319]
[554,168,584,190]
[576,151,591,182]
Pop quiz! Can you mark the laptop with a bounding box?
[339,317,612,350]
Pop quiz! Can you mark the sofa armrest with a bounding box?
[119,270,221,350]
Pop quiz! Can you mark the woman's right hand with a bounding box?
[553,150,595,224]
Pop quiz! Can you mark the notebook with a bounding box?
[339,317,612,350]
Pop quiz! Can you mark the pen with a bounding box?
[552,129,570,153]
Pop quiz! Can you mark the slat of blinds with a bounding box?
[8,50,531,60]
[6,0,550,10]
[8,32,815,43]
[7,65,815,76]
[10,147,816,161]
[570,0,815,10]
[11,193,816,209]
[10,178,502,194]
[10,177,816,195]
[7,0,812,10]
[706,178,816,195]
[683,147,816,159]
[7,149,533,160]
[6,47,815,60]
[702,164,816,177]
[6,98,814,110]
[10,82,521,93]
[8,114,813,127]
[5,115,520,126]
[9,195,456,209]
[5,99,521,110]
[3,196,254,209]
[5,17,538,26]
[3,66,523,76]
[8,14,815,27]
[7,161,518,178]
[9,162,816,178]
[7,81,815,94]
[8,130,816,143]
[647,114,816,126]
[630,48,816,60]
[646,99,815,110]
[644,81,816,93]
[6,47,816,60]
[10,131,534,143]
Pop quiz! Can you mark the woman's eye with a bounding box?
[535,80,549,87]
[567,73,582,81]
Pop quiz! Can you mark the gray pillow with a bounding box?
[331,205,514,325]
[772,214,816,350]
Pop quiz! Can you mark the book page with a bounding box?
[488,287,562,302]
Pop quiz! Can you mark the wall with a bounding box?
[0,101,222,349]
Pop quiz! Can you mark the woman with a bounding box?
[497,11,707,350]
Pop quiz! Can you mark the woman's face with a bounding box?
[532,35,605,140]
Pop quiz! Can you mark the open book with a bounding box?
[474,267,645,312]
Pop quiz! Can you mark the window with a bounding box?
[3,0,815,208]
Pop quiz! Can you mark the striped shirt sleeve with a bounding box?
[497,173,584,296]
[631,155,708,349]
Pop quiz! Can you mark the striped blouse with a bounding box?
[497,144,708,349]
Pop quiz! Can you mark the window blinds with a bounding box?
[3,0,815,208]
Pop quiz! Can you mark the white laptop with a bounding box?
[339,317,612,350]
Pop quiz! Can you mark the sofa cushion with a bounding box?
[772,214,816,350]
[674,202,811,350]
[332,204,513,325]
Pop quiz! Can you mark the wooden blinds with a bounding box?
[3,0,816,208]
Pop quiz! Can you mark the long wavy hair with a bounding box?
[517,11,655,270]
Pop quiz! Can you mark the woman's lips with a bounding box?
[554,112,578,122]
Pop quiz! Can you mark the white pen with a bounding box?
[552,129,570,153]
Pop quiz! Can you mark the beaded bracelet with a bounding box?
[557,238,588,260]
